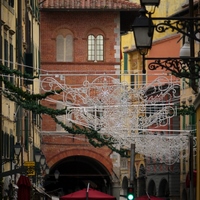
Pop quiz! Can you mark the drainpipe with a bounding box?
[0,0,3,199]
[17,0,24,168]
[189,0,194,199]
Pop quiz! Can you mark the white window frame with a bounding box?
[88,34,104,62]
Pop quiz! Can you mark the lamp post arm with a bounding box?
[150,17,200,42]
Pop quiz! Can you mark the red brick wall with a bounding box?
[41,134,113,175]
[40,10,120,174]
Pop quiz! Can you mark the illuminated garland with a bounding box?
[0,64,196,157]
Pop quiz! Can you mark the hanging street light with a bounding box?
[40,154,46,166]
[132,0,200,92]
[14,142,21,157]
[140,0,160,7]
[54,170,60,180]
[132,8,154,53]
[35,150,42,163]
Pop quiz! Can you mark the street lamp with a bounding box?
[14,142,21,157]
[40,154,46,166]
[179,39,190,58]
[45,166,50,175]
[35,150,42,163]
[132,0,200,92]
[140,0,160,7]
[54,170,60,180]
[132,8,154,53]
[1,142,22,165]
[132,7,155,73]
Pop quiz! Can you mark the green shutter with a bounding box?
[25,116,29,150]
[10,135,14,160]
[124,53,128,73]
[10,44,14,83]
[182,115,186,130]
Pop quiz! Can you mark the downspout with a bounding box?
[0,0,3,199]
[17,0,24,166]
[189,0,194,199]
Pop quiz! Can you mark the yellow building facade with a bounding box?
[0,0,42,198]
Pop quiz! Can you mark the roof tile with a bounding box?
[41,0,140,10]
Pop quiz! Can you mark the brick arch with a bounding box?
[51,26,75,39]
[86,28,106,38]
[47,148,113,175]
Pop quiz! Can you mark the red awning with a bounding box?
[60,188,116,200]
[186,170,197,188]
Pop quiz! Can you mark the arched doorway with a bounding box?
[44,155,112,197]
[182,189,187,200]
[147,180,156,196]
[138,164,146,196]
[158,178,169,198]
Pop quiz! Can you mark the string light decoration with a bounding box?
[0,63,197,164]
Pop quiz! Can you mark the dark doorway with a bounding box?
[44,156,111,197]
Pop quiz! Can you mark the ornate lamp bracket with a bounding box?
[152,17,200,42]
[145,57,200,92]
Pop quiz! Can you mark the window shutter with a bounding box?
[25,53,33,85]
[10,134,14,160]
[10,44,14,84]
[25,116,29,150]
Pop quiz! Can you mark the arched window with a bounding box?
[56,34,73,62]
[88,34,103,61]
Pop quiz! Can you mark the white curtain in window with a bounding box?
[56,35,64,61]
[66,35,73,62]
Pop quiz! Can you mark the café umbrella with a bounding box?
[17,175,31,200]
[60,188,116,200]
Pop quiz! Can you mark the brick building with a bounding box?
[39,0,140,198]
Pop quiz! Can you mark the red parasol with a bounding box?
[17,175,31,200]
[60,188,116,200]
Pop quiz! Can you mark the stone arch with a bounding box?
[181,188,187,200]
[46,148,113,175]
[158,178,169,197]
[121,176,128,197]
[122,176,128,190]
[138,164,146,196]
[147,179,156,196]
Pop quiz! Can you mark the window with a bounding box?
[56,34,73,62]
[88,34,104,61]
[9,0,14,7]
